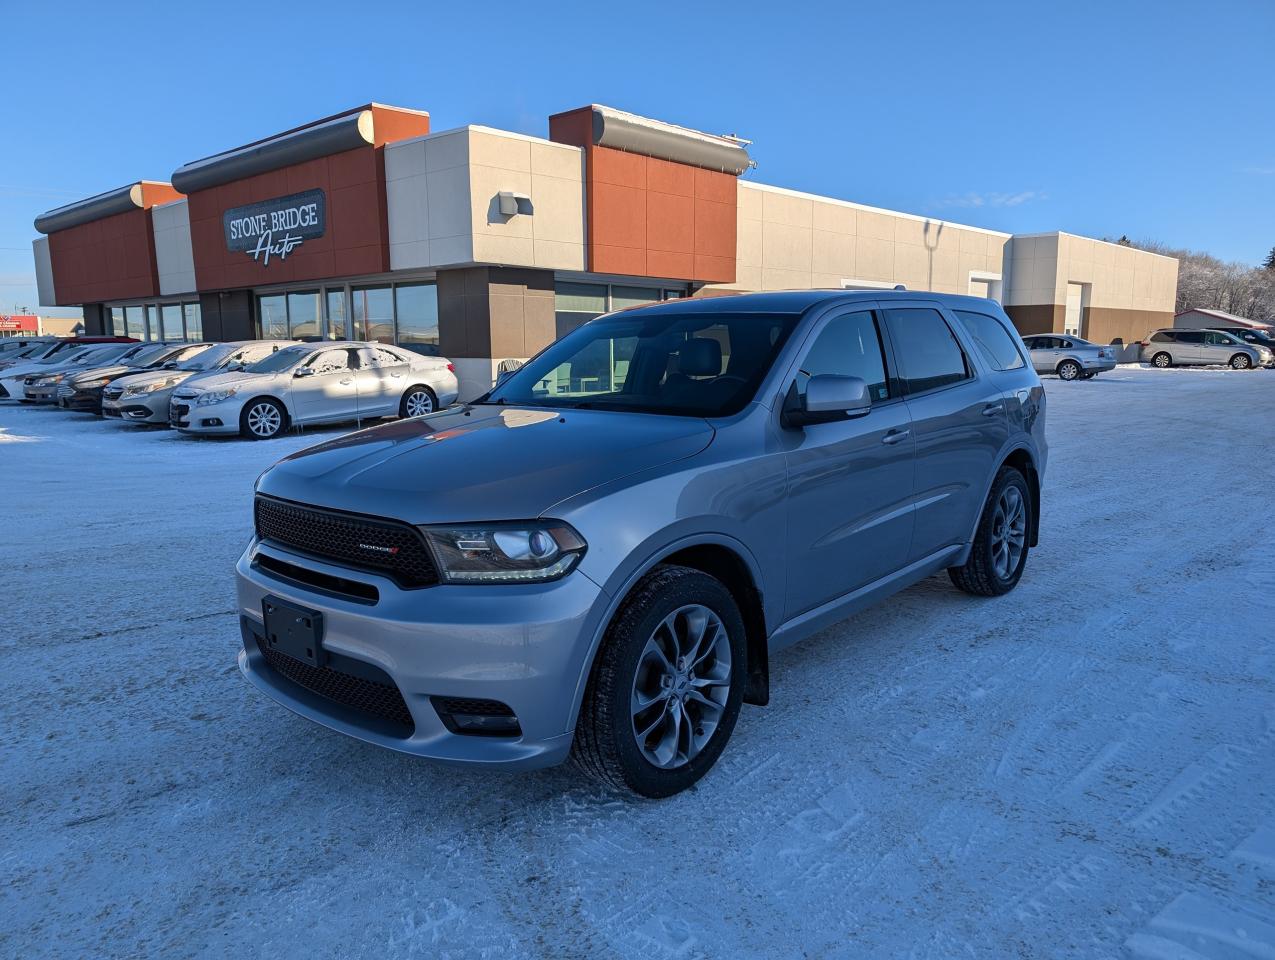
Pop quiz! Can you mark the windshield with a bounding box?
[38,347,89,365]
[481,309,800,417]
[152,343,210,367]
[124,344,176,367]
[244,344,313,374]
[80,344,136,365]
[181,345,234,371]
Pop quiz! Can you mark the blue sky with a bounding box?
[4,0,1272,317]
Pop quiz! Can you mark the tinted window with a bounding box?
[1150,332,1173,343]
[883,308,971,394]
[796,311,891,401]
[485,310,798,417]
[1176,331,1205,344]
[954,311,1025,371]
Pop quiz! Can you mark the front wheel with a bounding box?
[1152,352,1173,368]
[949,467,1032,597]
[1230,354,1252,370]
[1057,359,1082,381]
[239,398,287,440]
[572,565,746,798]
[399,385,437,418]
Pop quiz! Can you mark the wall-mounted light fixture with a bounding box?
[497,191,534,216]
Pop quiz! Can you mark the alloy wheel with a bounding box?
[405,389,434,417]
[1153,353,1171,368]
[1232,355,1251,370]
[990,486,1027,580]
[630,604,732,770]
[1059,361,1080,381]
[246,402,282,437]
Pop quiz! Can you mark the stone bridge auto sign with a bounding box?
[223,189,326,266]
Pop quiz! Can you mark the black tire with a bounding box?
[1230,354,1252,370]
[1057,359,1082,381]
[572,565,747,798]
[398,384,438,418]
[1152,352,1173,368]
[238,397,287,440]
[948,466,1032,597]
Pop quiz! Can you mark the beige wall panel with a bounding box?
[530,141,583,180]
[738,183,763,220]
[762,266,812,290]
[737,217,762,267]
[425,130,469,172]
[469,129,532,172]
[811,201,857,235]
[855,236,895,281]
[525,174,583,244]
[761,190,813,228]
[811,230,856,276]
[857,210,896,241]
[761,221,813,272]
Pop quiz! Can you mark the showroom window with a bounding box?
[161,304,183,341]
[124,306,145,340]
[258,294,288,340]
[394,283,440,355]
[286,290,322,339]
[111,307,125,337]
[183,303,202,341]
[352,286,395,343]
[325,290,347,341]
[554,281,686,338]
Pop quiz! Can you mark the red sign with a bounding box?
[0,314,38,332]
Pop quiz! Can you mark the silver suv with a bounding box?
[236,291,1047,797]
[1141,328,1268,369]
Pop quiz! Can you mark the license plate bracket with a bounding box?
[262,596,326,667]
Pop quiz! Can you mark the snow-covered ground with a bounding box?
[2,366,1274,959]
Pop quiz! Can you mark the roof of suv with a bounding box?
[616,289,1004,316]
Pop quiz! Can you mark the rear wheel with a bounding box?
[1152,352,1173,368]
[572,565,746,798]
[1057,359,1082,381]
[399,385,437,418]
[1230,353,1252,370]
[949,467,1032,597]
[239,398,287,440]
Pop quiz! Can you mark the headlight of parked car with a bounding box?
[33,374,65,386]
[419,521,586,583]
[74,378,111,390]
[196,387,238,406]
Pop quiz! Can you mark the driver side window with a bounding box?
[796,310,891,402]
[309,349,353,375]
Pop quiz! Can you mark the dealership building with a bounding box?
[31,101,1179,397]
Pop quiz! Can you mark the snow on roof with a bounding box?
[1176,306,1259,326]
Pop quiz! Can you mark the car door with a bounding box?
[354,346,410,416]
[290,348,359,423]
[1032,336,1059,373]
[1203,331,1239,364]
[781,306,916,617]
[882,303,1009,564]
[1171,330,1204,364]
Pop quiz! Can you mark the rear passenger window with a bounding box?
[883,308,971,394]
[953,311,1025,371]
[1150,332,1173,343]
[796,310,891,402]
[1177,331,1205,344]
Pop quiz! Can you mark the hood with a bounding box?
[111,368,195,391]
[178,370,278,394]
[4,358,91,381]
[257,404,716,525]
[66,362,153,384]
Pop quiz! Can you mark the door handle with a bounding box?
[881,428,910,445]
[981,402,1003,416]
[339,378,353,385]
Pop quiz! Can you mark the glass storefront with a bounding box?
[352,286,394,343]
[258,294,288,339]
[393,283,439,355]
[555,281,685,337]
[325,290,347,341]
[124,306,145,340]
[183,303,202,341]
[286,290,322,339]
[112,301,202,341]
[161,304,183,340]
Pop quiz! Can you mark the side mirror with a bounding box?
[294,366,315,378]
[782,375,872,429]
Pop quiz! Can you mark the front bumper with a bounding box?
[23,383,62,403]
[56,384,107,412]
[235,539,609,769]
[103,390,168,423]
[172,394,241,434]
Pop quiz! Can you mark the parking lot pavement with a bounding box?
[3,366,1274,959]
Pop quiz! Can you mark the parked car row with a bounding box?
[0,337,461,439]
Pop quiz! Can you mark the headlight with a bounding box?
[75,378,111,390]
[196,387,238,406]
[33,374,64,386]
[419,521,586,583]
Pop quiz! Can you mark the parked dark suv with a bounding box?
[237,291,1047,797]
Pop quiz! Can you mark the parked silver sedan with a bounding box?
[1020,335,1117,380]
[1140,329,1268,370]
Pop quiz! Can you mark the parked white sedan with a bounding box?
[170,342,459,439]
[1021,335,1117,380]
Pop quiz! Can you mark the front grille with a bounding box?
[255,635,414,734]
[0,382,7,398]
[254,495,438,589]
[171,403,190,426]
[103,385,124,400]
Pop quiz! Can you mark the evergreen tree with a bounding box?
[1263,246,1275,271]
